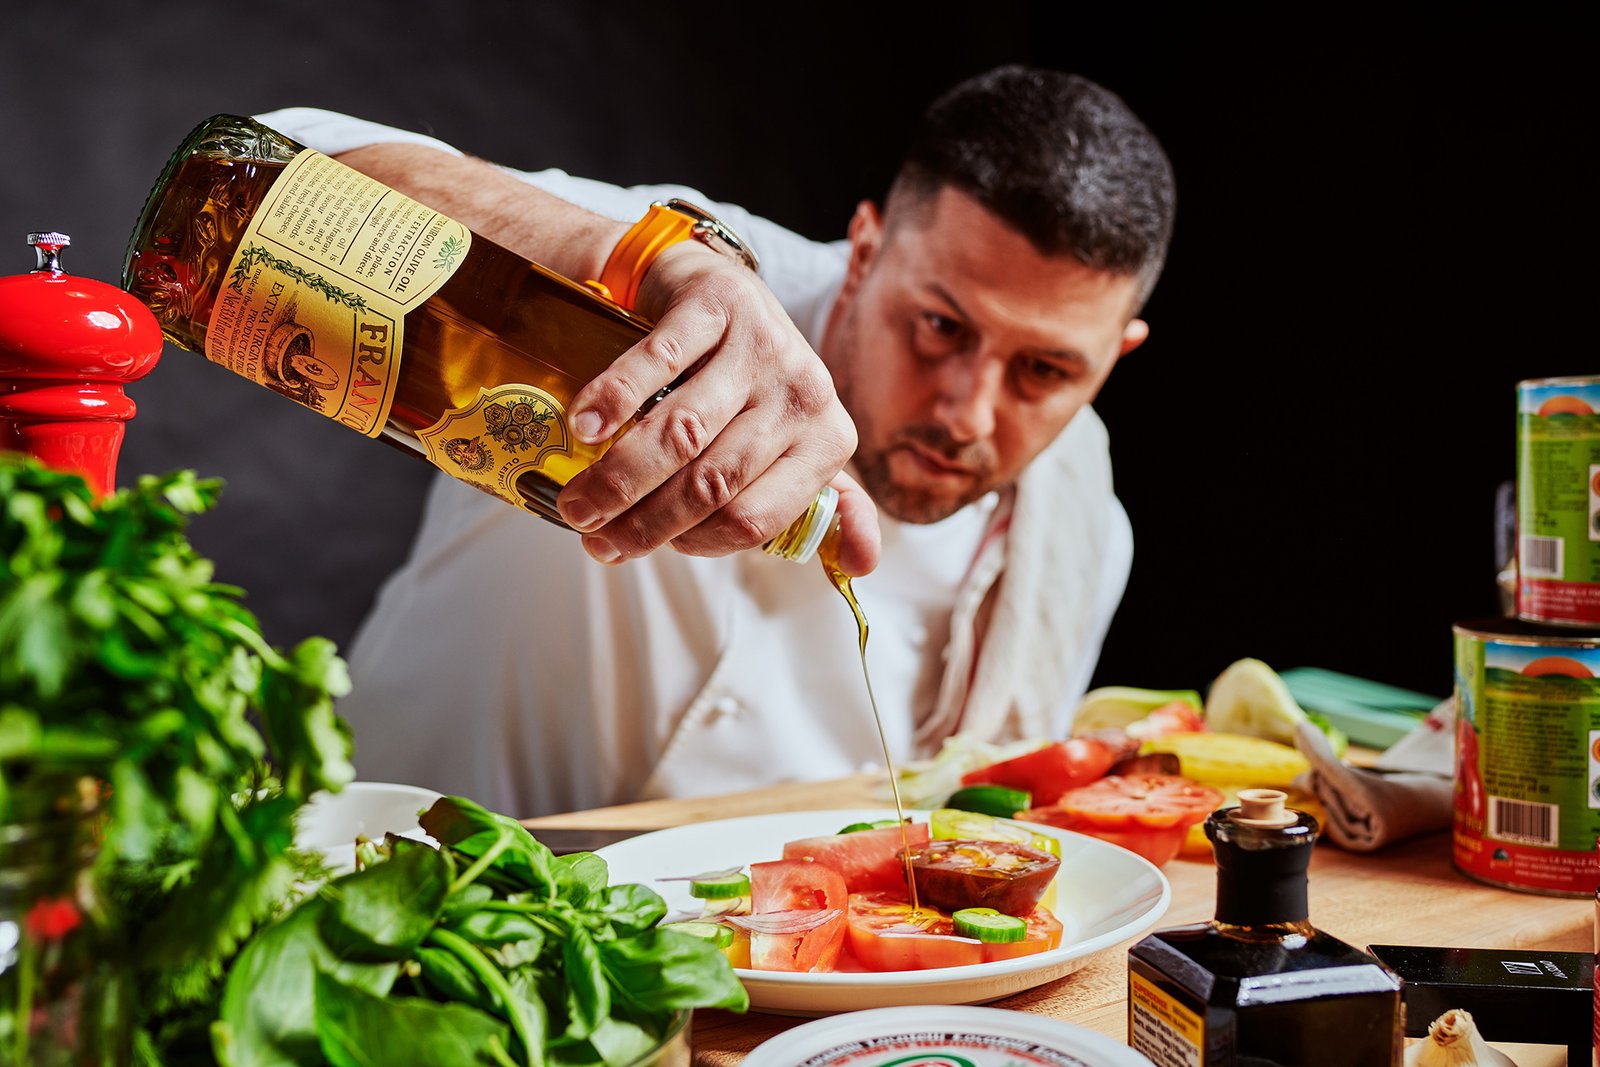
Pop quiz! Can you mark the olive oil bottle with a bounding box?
[1127,789,1404,1065]
[120,113,833,558]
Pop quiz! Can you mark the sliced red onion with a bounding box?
[724,909,844,934]
[657,866,745,883]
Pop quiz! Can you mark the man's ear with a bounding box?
[1119,318,1150,357]
[843,200,884,290]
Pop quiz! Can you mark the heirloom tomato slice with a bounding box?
[781,821,930,894]
[1021,773,1223,867]
[747,858,848,972]
[844,891,1063,971]
[958,738,1117,806]
[905,839,1060,916]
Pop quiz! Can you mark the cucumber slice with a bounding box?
[661,920,735,949]
[837,819,899,834]
[688,871,752,900]
[944,784,1032,818]
[952,907,1028,943]
[928,809,1061,858]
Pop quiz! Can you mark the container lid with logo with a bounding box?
[742,1005,1156,1067]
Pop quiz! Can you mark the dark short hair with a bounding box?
[889,65,1176,311]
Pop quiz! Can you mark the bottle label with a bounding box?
[417,385,573,511]
[1129,970,1203,1067]
[203,149,471,437]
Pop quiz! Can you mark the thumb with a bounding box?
[826,470,881,577]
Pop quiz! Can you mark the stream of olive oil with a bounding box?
[819,540,922,917]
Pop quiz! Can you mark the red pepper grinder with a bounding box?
[0,232,163,498]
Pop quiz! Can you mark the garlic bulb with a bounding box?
[1402,1009,1517,1067]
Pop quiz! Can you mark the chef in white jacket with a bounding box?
[259,64,1175,818]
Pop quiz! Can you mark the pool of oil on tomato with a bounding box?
[818,525,923,917]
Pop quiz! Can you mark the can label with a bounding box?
[1453,626,1600,895]
[1516,379,1600,626]
[205,149,471,437]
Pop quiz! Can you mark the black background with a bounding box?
[2,3,1593,703]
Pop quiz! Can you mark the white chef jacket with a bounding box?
[255,108,1133,819]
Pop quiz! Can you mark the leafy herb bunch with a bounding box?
[216,796,749,1067]
[0,455,356,1059]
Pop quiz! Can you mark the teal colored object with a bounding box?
[1279,667,1444,749]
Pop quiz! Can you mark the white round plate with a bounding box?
[595,809,1170,1016]
[744,1005,1155,1066]
[294,780,445,874]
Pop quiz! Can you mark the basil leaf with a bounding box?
[454,909,546,969]
[442,882,496,921]
[213,899,398,1067]
[416,946,500,1014]
[421,796,554,892]
[313,971,508,1067]
[561,926,609,1041]
[598,927,750,1013]
[553,852,608,907]
[593,884,667,935]
[320,842,451,959]
[581,1015,680,1067]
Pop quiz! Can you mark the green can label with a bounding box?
[1516,378,1600,625]
[1453,625,1600,896]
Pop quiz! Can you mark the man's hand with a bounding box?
[556,241,880,575]
[332,143,880,573]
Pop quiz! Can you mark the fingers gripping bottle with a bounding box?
[121,114,835,561]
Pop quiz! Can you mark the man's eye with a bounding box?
[1012,356,1079,399]
[1021,357,1071,383]
[913,312,964,355]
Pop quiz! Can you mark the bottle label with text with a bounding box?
[1129,970,1203,1067]
[203,149,471,437]
[417,385,573,511]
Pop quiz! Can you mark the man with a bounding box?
[260,64,1175,817]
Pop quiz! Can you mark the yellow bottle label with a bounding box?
[417,385,573,510]
[1129,970,1203,1067]
[204,149,471,437]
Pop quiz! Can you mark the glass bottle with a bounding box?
[1126,789,1403,1066]
[120,113,834,562]
[0,777,128,1067]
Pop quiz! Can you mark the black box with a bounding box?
[1367,943,1593,1062]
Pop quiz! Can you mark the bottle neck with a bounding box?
[1206,805,1319,931]
[1214,917,1317,945]
[1214,850,1311,927]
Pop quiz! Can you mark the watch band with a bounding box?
[590,198,760,311]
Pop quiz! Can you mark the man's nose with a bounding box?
[931,353,1003,443]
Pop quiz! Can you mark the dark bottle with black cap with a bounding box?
[1126,788,1404,1065]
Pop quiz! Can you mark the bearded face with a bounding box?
[820,188,1147,524]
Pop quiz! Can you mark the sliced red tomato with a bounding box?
[781,821,930,894]
[747,859,848,972]
[844,891,1063,971]
[959,738,1117,806]
[1021,773,1223,868]
[1050,774,1223,830]
[1125,699,1208,740]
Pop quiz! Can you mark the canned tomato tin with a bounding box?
[1453,618,1600,896]
[1516,376,1600,627]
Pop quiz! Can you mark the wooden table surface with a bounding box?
[524,774,1594,1066]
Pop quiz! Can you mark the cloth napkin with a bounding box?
[1292,698,1456,852]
